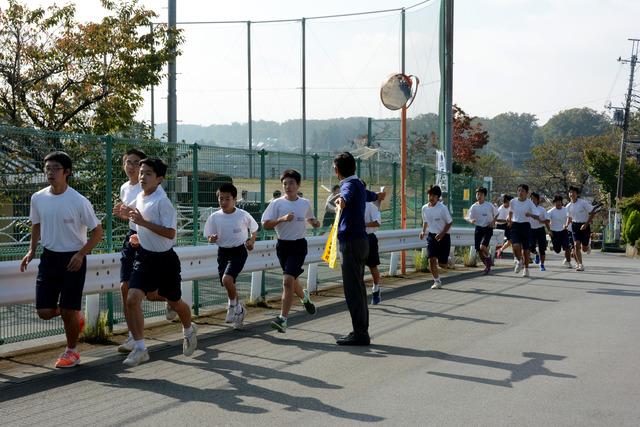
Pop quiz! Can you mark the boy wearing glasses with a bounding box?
[20,151,103,368]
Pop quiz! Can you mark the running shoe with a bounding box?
[55,350,80,368]
[165,303,177,321]
[301,289,316,315]
[514,261,523,274]
[270,316,287,333]
[576,264,584,271]
[183,323,198,356]
[522,268,529,277]
[586,246,592,255]
[371,290,381,305]
[123,347,149,367]
[431,279,442,289]
[562,259,572,268]
[233,304,246,329]
[540,265,546,272]
[225,304,235,323]
[118,335,134,353]
[534,254,540,264]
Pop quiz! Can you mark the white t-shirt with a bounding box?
[547,206,568,232]
[120,181,142,230]
[496,204,510,221]
[509,198,536,223]
[364,202,382,234]
[261,197,315,241]
[204,208,259,248]
[467,201,498,228]
[567,198,594,223]
[530,205,547,229]
[130,187,177,252]
[421,201,453,235]
[29,186,100,252]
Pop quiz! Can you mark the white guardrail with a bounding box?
[0,227,503,312]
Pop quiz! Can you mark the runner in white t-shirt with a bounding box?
[566,185,596,271]
[507,184,538,277]
[262,169,320,333]
[362,181,383,304]
[20,151,103,369]
[495,194,514,259]
[466,187,498,274]
[204,182,258,330]
[419,185,453,289]
[546,194,573,268]
[529,192,549,271]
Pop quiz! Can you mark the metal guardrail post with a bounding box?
[260,149,267,298]
[392,161,398,229]
[105,136,114,330]
[192,143,200,315]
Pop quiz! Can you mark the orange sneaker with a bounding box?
[55,350,80,368]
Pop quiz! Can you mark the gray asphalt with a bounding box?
[1,252,639,426]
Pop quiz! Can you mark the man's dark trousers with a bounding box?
[339,238,370,338]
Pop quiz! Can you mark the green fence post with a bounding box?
[313,153,319,219]
[192,143,200,315]
[260,149,267,298]
[105,136,114,331]
[392,161,398,229]
[421,166,426,207]
[356,157,362,177]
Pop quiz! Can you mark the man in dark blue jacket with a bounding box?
[333,152,385,345]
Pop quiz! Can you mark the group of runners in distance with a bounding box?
[18,146,596,368]
[419,183,597,289]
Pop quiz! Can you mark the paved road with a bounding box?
[1,253,639,426]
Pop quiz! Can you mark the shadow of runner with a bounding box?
[427,351,576,388]
[441,287,558,302]
[373,304,505,325]
[587,289,640,297]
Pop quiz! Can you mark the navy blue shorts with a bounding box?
[217,245,248,285]
[276,238,308,278]
[129,248,182,302]
[36,248,86,311]
[474,226,494,251]
[551,230,572,253]
[529,227,547,255]
[571,222,591,246]
[120,229,137,283]
[496,223,512,241]
[510,222,531,250]
[427,233,451,264]
[366,233,380,268]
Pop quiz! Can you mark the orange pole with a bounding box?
[401,105,407,274]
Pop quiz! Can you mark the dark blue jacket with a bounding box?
[338,176,378,242]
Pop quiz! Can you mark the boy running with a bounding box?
[529,192,548,271]
[204,183,258,329]
[495,194,514,260]
[566,185,595,272]
[466,187,498,274]
[262,169,321,333]
[20,151,104,368]
[119,157,197,367]
[547,194,573,268]
[419,185,453,289]
[507,184,537,277]
[363,181,383,304]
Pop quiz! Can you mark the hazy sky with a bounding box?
[4,0,640,126]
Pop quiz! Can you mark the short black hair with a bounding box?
[553,194,563,203]
[44,151,72,171]
[568,185,581,194]
[139,156,167,177]
[217,182,238,198]
[476,187,487,196]
[502,194,513,203]
[428,185,442,198]
[332,184,340,191]
[530,191,540,201]
[123,148,146,161]
[333,152,356,177]
[517,183,529,192]
[280,169,301,185]
[272,190,282,198]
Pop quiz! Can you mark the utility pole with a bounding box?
[614,38,638,242]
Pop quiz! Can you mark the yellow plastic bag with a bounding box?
[322,207,341,269]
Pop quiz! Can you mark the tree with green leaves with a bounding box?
[534,107,611,145]
[0,0,181,135]
[480,112,538,167]
[585,148,640,201]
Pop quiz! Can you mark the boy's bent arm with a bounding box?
[67,225,104,272]
[142,222,176,239]
[20,223,40,272]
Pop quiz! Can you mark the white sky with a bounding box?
[3,0,640,126]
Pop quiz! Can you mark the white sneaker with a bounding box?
[586,246,591,255]
[165,303,177,321]
[514,261,522,274]
[513,259,518,265]
[117,336,134,353]
[522,268,529,277]
[183,323,198,357]
[562,259,572,268]
[576,264,584,271]
[123,347,149,367]
[233,304,246,329]
[431,279,442,289]
[225,304,235,323]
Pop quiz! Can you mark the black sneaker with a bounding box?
[371,290,381,305]
[270,316,287,333]
[302,290,316,315]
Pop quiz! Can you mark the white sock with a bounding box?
[134,339,146,351]
[279,315,287,321]
[372,283,380,292]
[128,331,133,340]
[183,325,193,337]
[66,347,77,353]
[434,277,441,283]
[228,298,237,307]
